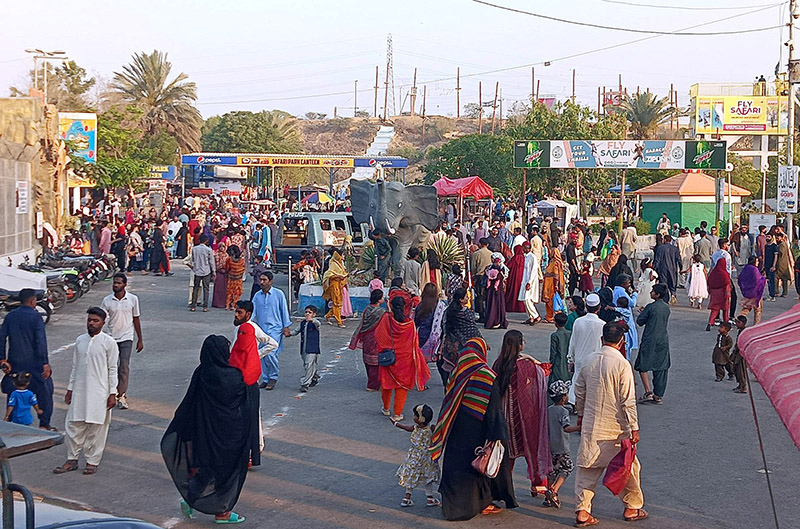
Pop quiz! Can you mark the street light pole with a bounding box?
[787,0,798,241]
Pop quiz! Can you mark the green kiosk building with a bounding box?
[635,170,750,233]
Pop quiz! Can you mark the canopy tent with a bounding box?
[740,304,800,451]
[532,199,579,229]
[608,184,633,193]
[301,191,334,204]
[432,176,494,199]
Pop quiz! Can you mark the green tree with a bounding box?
[9,60,95,111]
[112,50,202,152]
[421,134,513,190]
[201,110,302,153]
[614,93,673,139]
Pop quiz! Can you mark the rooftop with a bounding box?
[634,171,751,197]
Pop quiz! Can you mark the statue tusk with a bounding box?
[386,218,395,235]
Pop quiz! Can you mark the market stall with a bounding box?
[432,176,494,221]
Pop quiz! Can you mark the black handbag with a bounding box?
[377,319,396,367]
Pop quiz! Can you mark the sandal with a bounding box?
[215,512,245,524]
[651,396,663,405]
[180,499,194,519]
[53,460,78,474]
[400,497,414,507]
[638,392,654,404]
[574,513,600,527]
[381,408,391,416]
[391,414,404,422]
[624,508,648,522]
[544,489,561,509]
[39,425,58,432]
[83,464,98,475]
[481,504,502,515]
[426,496,441,507]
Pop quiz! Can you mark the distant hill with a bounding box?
[299,116,479,182]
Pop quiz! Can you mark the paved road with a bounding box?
[10,263,800,529]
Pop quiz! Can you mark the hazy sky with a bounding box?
[0,0,790,119]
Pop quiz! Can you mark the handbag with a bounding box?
[603,438,637,495]
[471,439,505,478]
[552,291,566,313]
[377,319,396,367]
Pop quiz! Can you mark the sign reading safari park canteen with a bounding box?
[513,140,727,170]
[181,154,408,168]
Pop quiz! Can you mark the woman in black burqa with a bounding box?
[161,335,249,524]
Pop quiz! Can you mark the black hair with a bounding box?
[426,249,441,270]
[228,245,242,259]
[86,306,107,320]
[479,237,489,246]
[236,300,254,313]
[718,237,729,246]
[390,277,403,288]
[260,270,274,281]
[451,264,462,276]
[602,321,626,343]
[617,297,629,308]
[113,272,128,284]
[413,404,434,426]
[570,295,586,316]
[18,289,37,304]
[736,315,748,325]
[408,247,420,259]
[304,305,318,314]
[719,321,732,330]
[652,283,668,300]
[198,234,209,244]
[390,296,406,322]
[13,372,31,388]
[370,289,384,304]
[554,312,568,327]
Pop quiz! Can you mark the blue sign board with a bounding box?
[181,155,239,165]
[353,157,409,168]
[150,165,176,180]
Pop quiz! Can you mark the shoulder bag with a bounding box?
[377,319,396,367]
[471,439,505,478]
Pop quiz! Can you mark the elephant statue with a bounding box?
[349,179,440,273]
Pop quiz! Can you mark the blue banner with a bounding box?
[353,157,409,168]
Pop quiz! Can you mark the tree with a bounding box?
[304,112,327,120]
[354,109,370,118]
[9,60,95,111]
[462,103,483,119]
[202,110,302,153]
[421,134,513,190]
[112,50,202,152]
[614,93,673,139]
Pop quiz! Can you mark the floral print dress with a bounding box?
[397,426,441,489]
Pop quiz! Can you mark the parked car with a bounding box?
[272,212,369,272]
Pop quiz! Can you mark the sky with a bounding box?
[0,0,791,120]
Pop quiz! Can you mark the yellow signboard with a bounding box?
[695,96,788,135]
[236,156,353,167]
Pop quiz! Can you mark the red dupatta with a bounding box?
[374,313,430,391]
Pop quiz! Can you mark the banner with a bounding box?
[715,176,725,221]
[695,96,788,135]
[237,156,353,167]
[778,165,799,213]
[59,112,97,163]
[15,181,28,214]
[149,165,176,180]
[513,140,727,170]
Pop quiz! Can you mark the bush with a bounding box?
[589,223,605,234]
[634,220,651,235]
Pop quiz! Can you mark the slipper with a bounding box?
[426,496,441,507]
[39,425,58,432]
[83,464,98,475]
[574,514,599,527]
[53,460,78,474]
[481,504,502,515]
[400,497,414,507]
[215,512,245,524]
[180,499,194,519]
[637,392,654,404]
[624,508,648,522]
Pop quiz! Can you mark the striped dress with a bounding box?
[225,257,246,308]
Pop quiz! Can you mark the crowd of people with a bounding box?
[6,188,800,526]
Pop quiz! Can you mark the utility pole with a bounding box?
[478,82,483,133]
[618,169,627,235]
[536,80,540,103]
[410,68,417,117]
[373,66,379,118]
[421,85,428,143]
[531,67,535,102]
[571,69,576,104]
[787,0,798,242]
[354,80,358,117]
[491,82,499,134]
[383,61,389,121]
[456,67,461,117]
[25,49,67,104]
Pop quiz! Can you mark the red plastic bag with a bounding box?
[602,439,636,496]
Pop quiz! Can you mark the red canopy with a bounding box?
[740,304,800,451]
[432,176,494,199]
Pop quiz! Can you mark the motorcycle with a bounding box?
[0,290,53,325]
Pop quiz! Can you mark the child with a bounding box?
[584,247,597,276]
[290,305,321,392]
[578,260,594,296]
[369,271,384,293]
[712,321,734,382]
[5,373,43,426]
[636,258,659,309]
[166,229,176,258]
[548,312,571,389]
[615,297,638,361]
[393,404,441,508]
[685,254,709,309]
[249,255,267,300]
[544,381,580,509]
[731,316,748,393]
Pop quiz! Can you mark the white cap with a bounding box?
[586,293,601,307]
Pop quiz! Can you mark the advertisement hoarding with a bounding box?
[59,112,97,163]
[149,165,176,180]
[513,140,727,170]
[694,96,788,135]
[778,165,799,213]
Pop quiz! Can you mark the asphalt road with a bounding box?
[9,263,800,529]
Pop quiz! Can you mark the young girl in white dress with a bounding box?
[636,258,659,309]
[686,254,709,309]
[393,404,441,507]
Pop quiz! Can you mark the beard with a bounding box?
[233,316,247,326]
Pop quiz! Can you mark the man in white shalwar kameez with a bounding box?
[567,293,605,405]
[54,307,118,475]
[519,242,541,323]
[573,322,646,526]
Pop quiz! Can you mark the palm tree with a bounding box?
[615,93,674,139]
[112,50,202,151]
[261,110,302,152]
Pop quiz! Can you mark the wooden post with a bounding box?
[383,61,389,121]
[522,168,528,229]
[536,80,540,102]
[597,86,601,115]
[619,74,622,94]
[421,85,427,143]
[531,67,535,102]
[334,106,337,118]
[410,68,417,117]
[618,169,626,235]
[669,83,674,131]
[373,66,379,118]
[491,81,499,134]
[478,81,483,133]
[571,69,576,104]
[456,67,461,118]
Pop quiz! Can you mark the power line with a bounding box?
[600,0,785,11]
[472,0,783,35]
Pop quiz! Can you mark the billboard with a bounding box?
[513,140,727,170]
[778,165,799,213]
[149,165,176,180]
[59,112,97,163]
[694,96,788,135]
